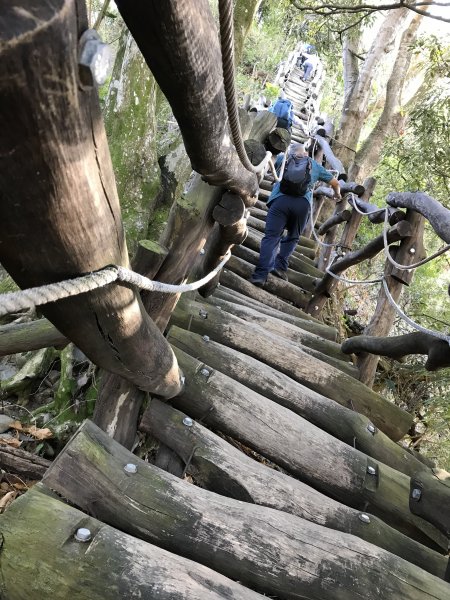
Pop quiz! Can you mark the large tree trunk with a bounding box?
[335,8,410,168]
[1,484,264,600]
[233,0,263,64]
[0,0,181,398]
[43,420,450,599]
[142,399,449,580]
[349,13,423,181]
[115,0,258,202]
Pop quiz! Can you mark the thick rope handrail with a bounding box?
[218,0,268,175]
[0,252,231,318]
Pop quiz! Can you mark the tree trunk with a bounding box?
[349,13,424,181]
[142,399,449,580]
[233,0,263,64]
[169,299,413,441]
[0,0,181,398]
[335,8,410,168]
[43,420,450,598]
[0,484,264,600]
[115,0,258,202]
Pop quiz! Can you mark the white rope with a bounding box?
[382,278,450,345]
[0,253,231,317]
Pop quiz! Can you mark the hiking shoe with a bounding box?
[248,274,266,288]
[271,269,288,282]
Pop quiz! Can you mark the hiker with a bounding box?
[302,53,319,82]
[268,94,294,132]
[249,143,341,286]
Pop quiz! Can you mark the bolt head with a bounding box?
[367,423,376,434]
[409,247,416,254]
[367,466,376,475]
[200,248,205,255]
[202,335,210,342]
[200,368,210,377]
[183,416,193,427]
[78,29,113,87]
[180,375,186,386]
[75,527,92,542]
[358,513,371,524]
[411,487,422,501]
[124,463,137,474]
[199,309,208,319]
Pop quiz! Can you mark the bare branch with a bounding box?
[290,1,450,23]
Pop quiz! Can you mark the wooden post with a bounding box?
[0,0,181,398]
[357,209,426,387]
[42,420,450,598]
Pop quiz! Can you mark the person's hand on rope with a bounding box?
[329,177,341,202]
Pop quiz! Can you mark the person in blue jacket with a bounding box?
[249,143,341,286]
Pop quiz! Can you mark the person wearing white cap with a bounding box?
[250,143,341,286]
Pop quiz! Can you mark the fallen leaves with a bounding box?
[2,420,53,445]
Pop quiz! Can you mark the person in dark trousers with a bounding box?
[249,143,341,286]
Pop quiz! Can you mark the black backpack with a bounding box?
[279,156,312,197]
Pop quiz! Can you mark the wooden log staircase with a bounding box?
[1,23,449,600]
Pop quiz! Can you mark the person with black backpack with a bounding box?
[268,94,295,132]
[249,143,341,287]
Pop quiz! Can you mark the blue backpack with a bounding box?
[270,99,293,130]
[279,156,312,197]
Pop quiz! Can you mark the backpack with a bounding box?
[270,99,293,130]
[279,156,312,197]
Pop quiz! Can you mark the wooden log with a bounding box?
[44,420,450,598]
[246,215,265,232]
[1,484,263,600]
[167,348,446,548]
[265,128,291,154]
[243,139,267,166]
[168,327,438,479]
[387,192,450,243]
[313,221,413,296]
[0,319,68,357]
[317,209,352,235]
[226,255,310,308]
[170,299,413,441]
[210,287,338,340]
[342,331,450,372]
[254,200,268,211]
[231,244,319,293]
[248,110,277,141]
[115,0,258,203]
[313,134,346,176]
[338,181,365,197]
[142,399,449,579]
[220,258,307,316]
[198,297,350,364]
[314,186,334,199]
[0,0,181,398]
[350,197,406,225]
[132,240,169,277]
[0,446,51,480]
[202,191,248,295]
[258,180,273,192]
[249,207,267,220]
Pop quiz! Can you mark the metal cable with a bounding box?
[218,0,269,175]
